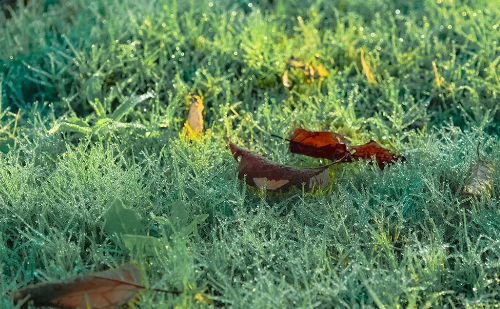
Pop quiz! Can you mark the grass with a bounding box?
[1,0,500,307]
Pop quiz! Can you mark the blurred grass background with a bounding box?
[1,0,500,307]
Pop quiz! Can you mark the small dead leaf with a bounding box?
[225,137,331,191]
[286,56,305,69]
[289,128,349,161]
[347,140,406,170]
[360,48,377,85]
[282,69,291,88]
[462,146,496,198]
[285,128,405,170]
[283,56,327,87]
[303,64,328,83]
[313,64,328,78]
[432,61,443,88]
[185,94,204,136]
[14,264,144,309]
[13,264,182,309]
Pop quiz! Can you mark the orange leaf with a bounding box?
[14,264,144,309]
[225,137,331,191]
[285,128,405,170]
[348,140,405,170]
[289,128,348,161]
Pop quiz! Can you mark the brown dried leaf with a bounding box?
[347,140,405,170]
[289,128,348,161]
[13,264,144,309]
[225,137,331,191]
[286,128,405,170]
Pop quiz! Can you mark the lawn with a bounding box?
[1,0,500,308]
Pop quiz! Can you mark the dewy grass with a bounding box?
[1,0,500,308]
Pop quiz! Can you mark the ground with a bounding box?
[1,0,500,308]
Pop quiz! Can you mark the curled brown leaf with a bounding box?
[225,137,331,191]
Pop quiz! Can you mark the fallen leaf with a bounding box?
[303,64,328,83]
[462,146,496,198]
[14,264,144,309]
[347,140,405,170]
[185,94,204,136]
[13,264,182,309]
[285,128,405,170]
[282,69,291,88]
[282,56,327,88]
[360,48,377,85]
[432,61,443,88]
[289,128,349,161]
[225,137,331,191]
[286,56,305,69]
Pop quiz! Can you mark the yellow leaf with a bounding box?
[283,56,328,87]
[360,48,377,85]
[313,65,328,78]
[286,56,305,69]
[303,64,328,83]
[185,94,204,136]
[432,61,443,88]
[282,70,291,88]
[303,64,315,83]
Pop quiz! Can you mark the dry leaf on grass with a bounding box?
[13,263,181,309]
[282,56,328,88]
[14,264,144,309]
[462,145,496,198]
[185,93,204,136]
[360,48,377,85]
[225,137,331,191]
[347,140,405,170]
[288,128,349,161]
[432,61,443,88]
[286,128,405,170]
